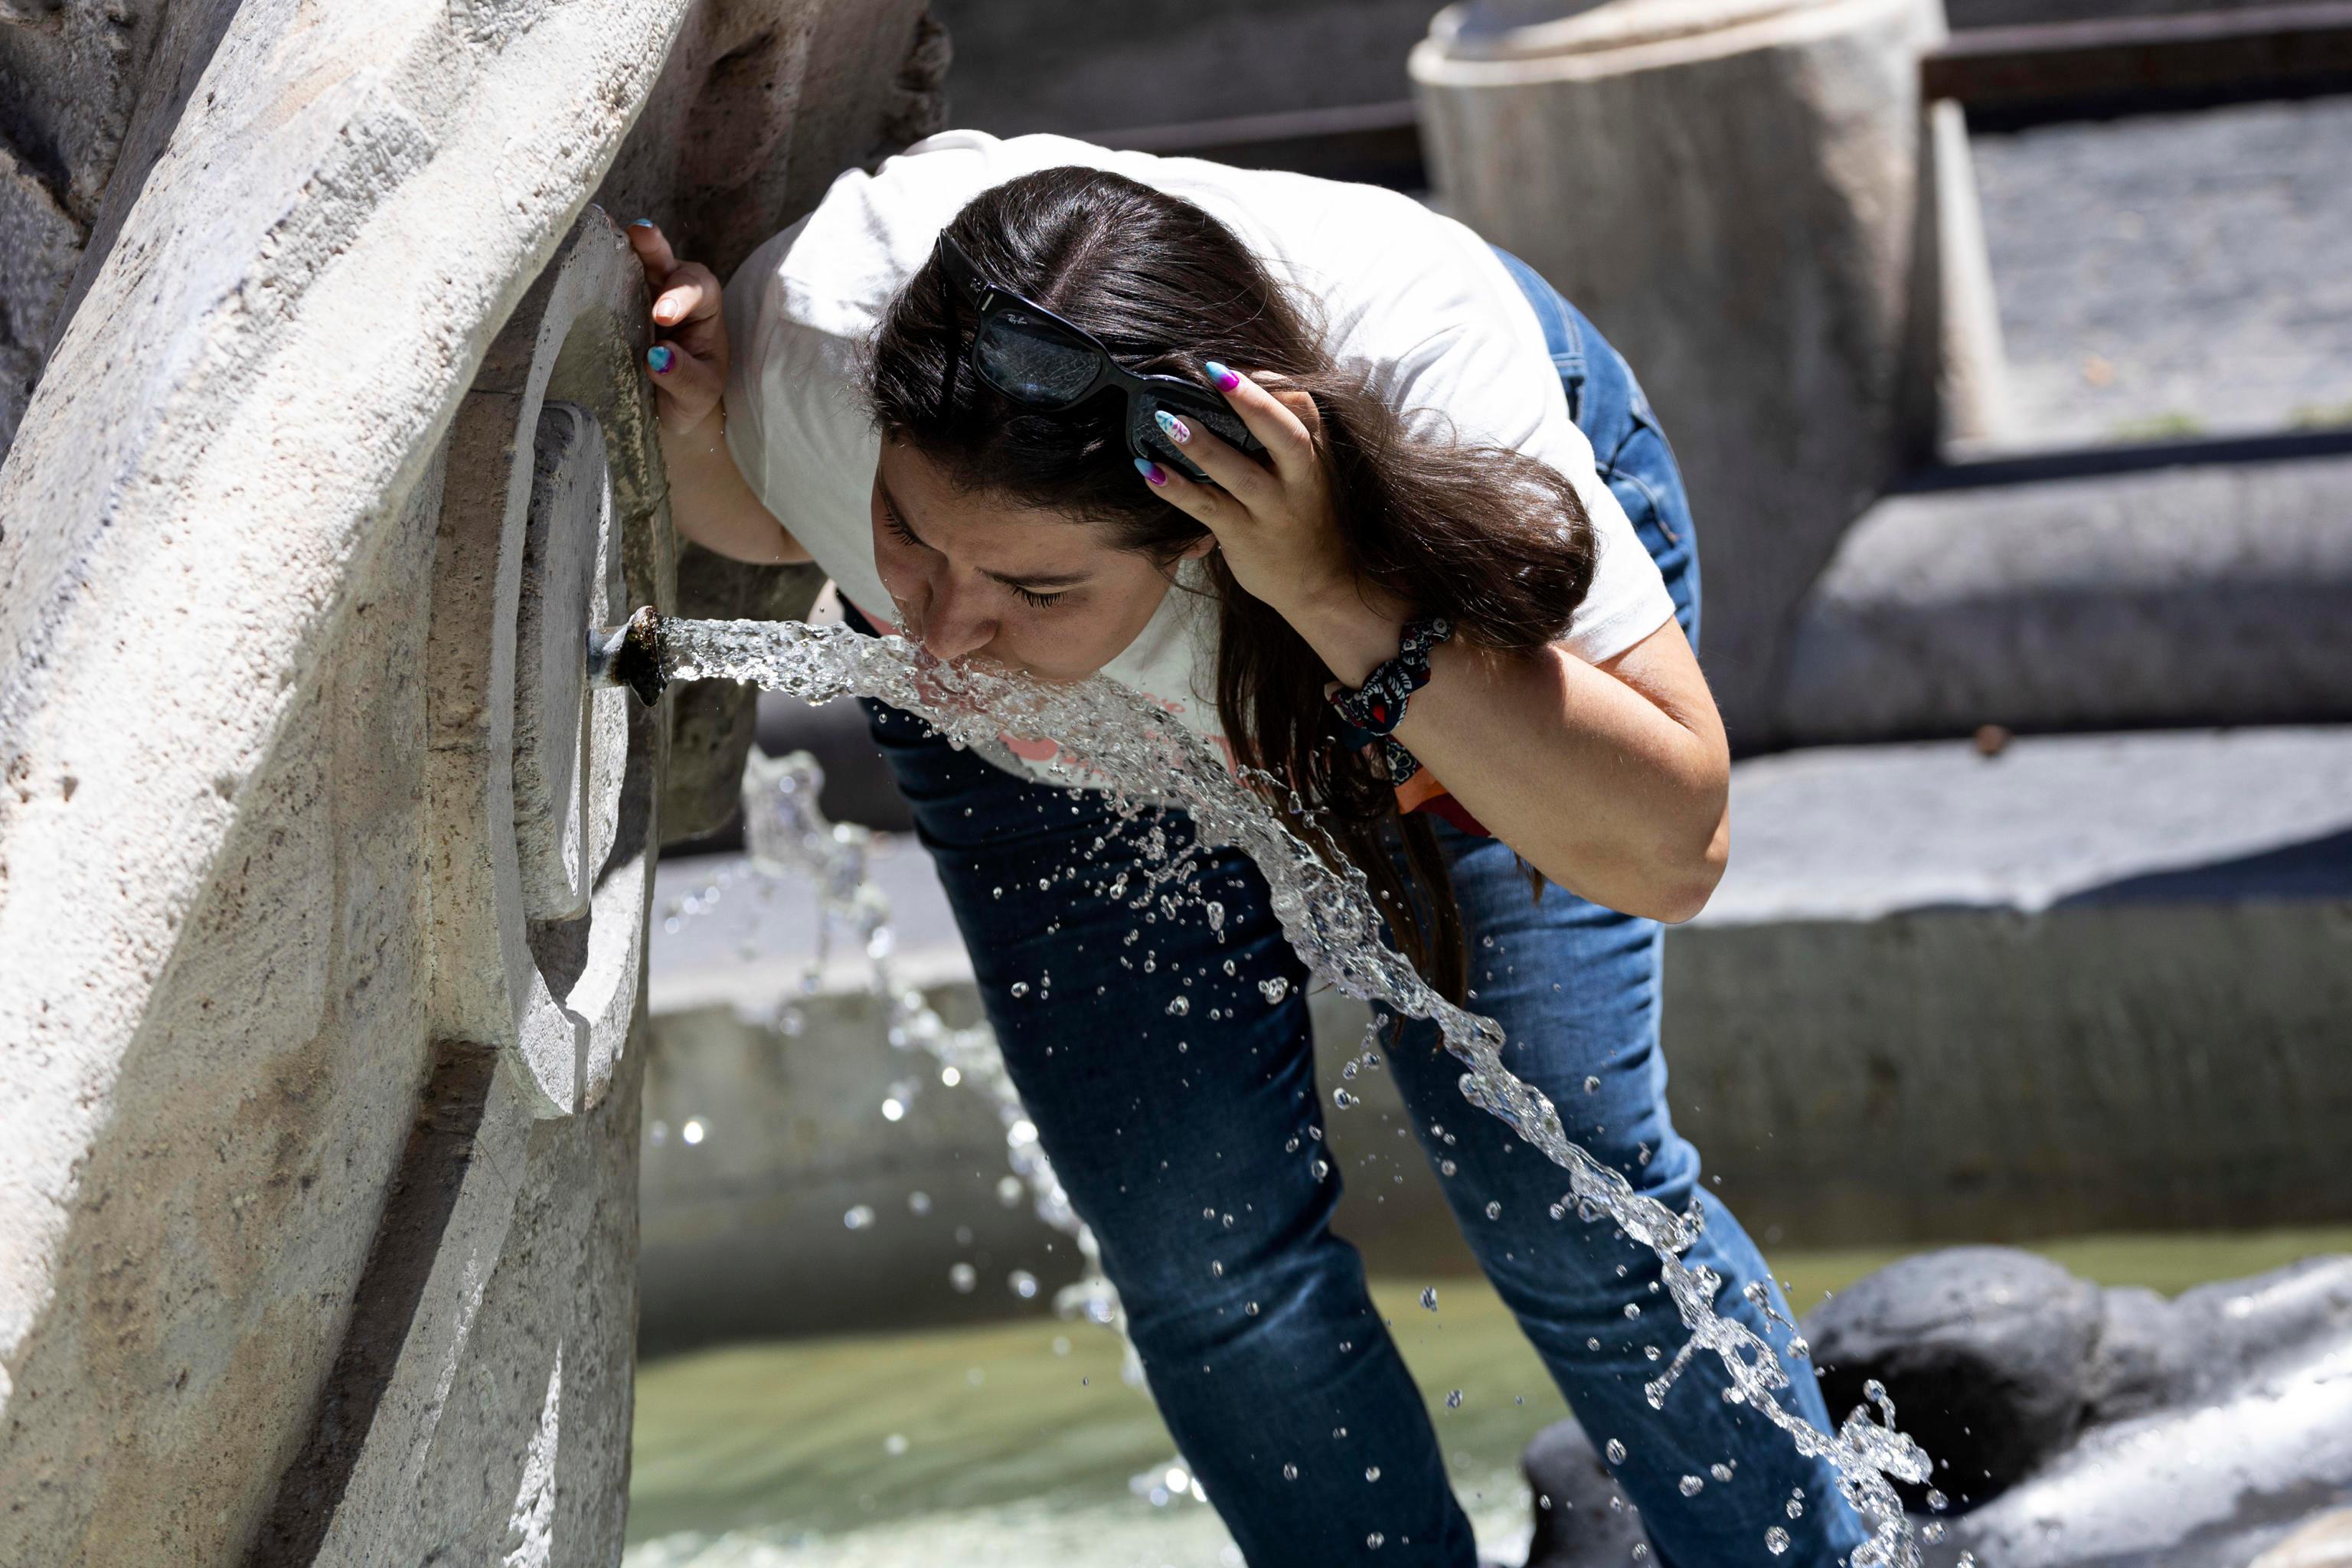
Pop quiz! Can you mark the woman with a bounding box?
[630,129,1868,1565]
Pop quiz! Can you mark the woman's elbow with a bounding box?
[1648,801,1730,926]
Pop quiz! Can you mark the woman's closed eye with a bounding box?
[885,504,1067,610]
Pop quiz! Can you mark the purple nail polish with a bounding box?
[1205,359,1240,392]
[1134,456,1166,485]
[647,345,674,374]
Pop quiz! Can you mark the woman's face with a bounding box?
[871,437,1205,681]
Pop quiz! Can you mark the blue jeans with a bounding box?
[847,247,1864,1566]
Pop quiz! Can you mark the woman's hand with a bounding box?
[626,220,727,436]
[1135,364,1356,624]
[620,218,810,566]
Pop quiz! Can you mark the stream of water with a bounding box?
[660,615,1938,1568]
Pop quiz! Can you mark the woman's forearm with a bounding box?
[660,403,811,566]
[1285,581,1730,923]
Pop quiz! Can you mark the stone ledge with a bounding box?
[1779,453,2352,743]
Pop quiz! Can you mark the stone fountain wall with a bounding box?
[0,1,942,1562]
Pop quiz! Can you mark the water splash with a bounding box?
[737,746,1128,1352]
[666,616,1932,1566]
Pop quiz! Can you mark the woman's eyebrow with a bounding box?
[879,475,1094,591]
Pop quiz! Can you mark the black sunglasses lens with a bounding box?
[974,311,1102,406]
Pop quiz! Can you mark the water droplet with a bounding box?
[1364,1465,1380,1482]
[1008,1269,1039,1299]
[1009,980,1030,998]
[1210,1259,1224,1278]
[843,1204,875,1230]
[1419,1286,1438,1311]
[1679,1475,1704,1497]
[1439,1159,1457,1177]
[1259,976,1289,1003]
[681,1118,707,1145]
[1606,1439,1627,1465]
[1926,1488,1949,1513]
[1446,1389,1464,1409]
[996,1174,1024,1207]
[1623,1302,1641,1319]
[1710,1462,1734,1482]
[949,1263,977,1292]
[884,1432,909,1456]
[1282,1463,1299,1481]
[1484,1200,1501,1220]
[1333,1087,1357,1109]
[1765,1527,1790,1556]
[1366,1534,1384,1549]
[1166,996,1190,1017]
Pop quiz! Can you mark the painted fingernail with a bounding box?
[647,345,675,374]
[1134,456,1168,485]
[1205,360,1240,392]
[630,218,655,229]
[1154,409,1192,444]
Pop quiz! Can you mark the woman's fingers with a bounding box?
[645,337,724,431]
[625,220,728,429]
[1207,362,1322,489]
[625,219,678,293]
[652,261,721,332]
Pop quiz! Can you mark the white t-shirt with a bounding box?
[722,129,1674,785]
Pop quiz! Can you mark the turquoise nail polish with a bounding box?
[647,345,674,374]
[1205,360,1240,392]
[1153,409,1191,443]
[630,218,655,228]
[1134,456,1167,485]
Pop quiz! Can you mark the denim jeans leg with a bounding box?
[855,684,1481,1566]
[1459,245,1867,1560]
[1380,823,1872,1566]
[1487,243,1702,654]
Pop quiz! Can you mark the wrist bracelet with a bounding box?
[1325,616,1452,782]
[1325,616,1452,735]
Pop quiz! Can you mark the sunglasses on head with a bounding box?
[934,230,1268,486]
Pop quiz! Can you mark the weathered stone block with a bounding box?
[1779,452,2352,743]
[1412,0,2005,746]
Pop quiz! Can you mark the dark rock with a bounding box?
[1524,1419,1655,1568]
[1804,1246,2101,1508]
[1521,1419,1654,1568]
[2083,1285,2192,1424]
[2167,1256,2352,1402]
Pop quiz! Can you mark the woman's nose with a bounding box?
[917,577,995,662]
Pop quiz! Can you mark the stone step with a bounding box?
[1776,443,2352,745]
[1665,724,2352,1247]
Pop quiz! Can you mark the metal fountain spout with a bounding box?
[586,606,668,706]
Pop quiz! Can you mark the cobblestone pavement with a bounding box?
[1969,94,2352,451]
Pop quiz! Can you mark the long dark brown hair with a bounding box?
[860,166,1598,1004]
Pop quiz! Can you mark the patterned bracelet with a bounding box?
[1326,616,1452,734]
[1325,616,1452,781]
